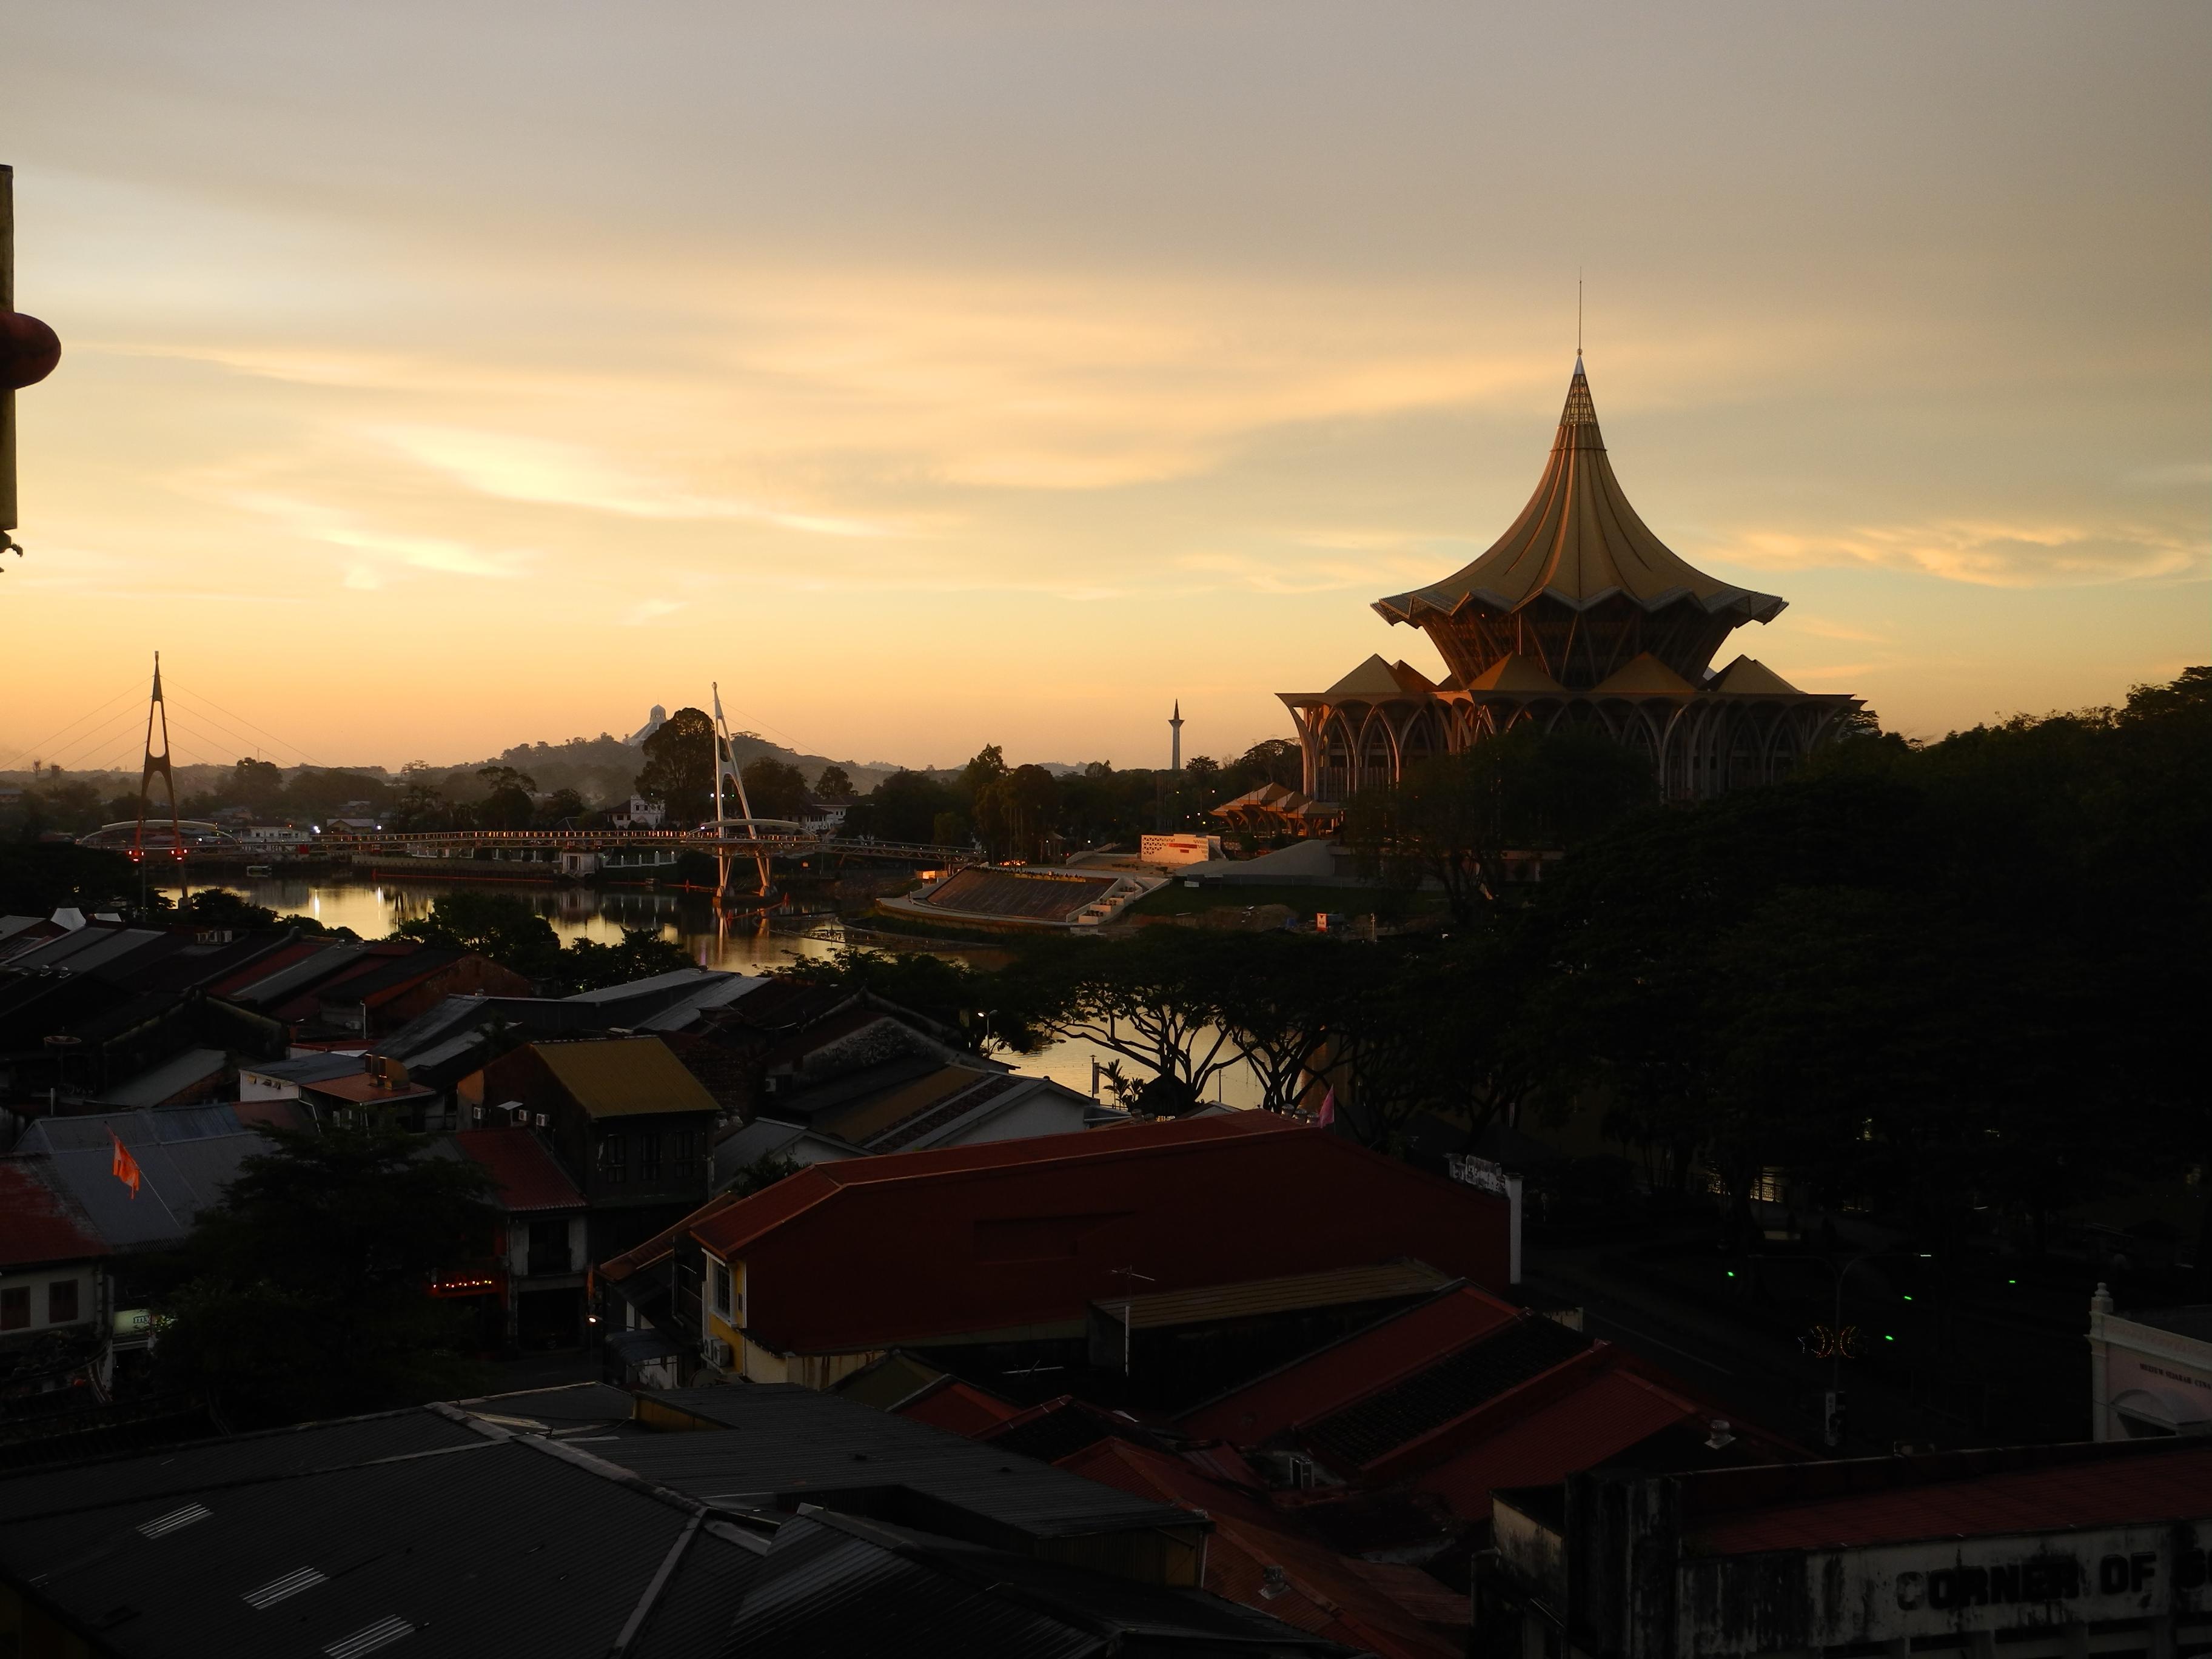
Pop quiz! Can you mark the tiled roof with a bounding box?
[451,1130,585,1214]
[0,1161,107,1268]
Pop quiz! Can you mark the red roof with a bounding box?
[452,1130,585,1213]
[693,1111,1293,1257]
[1180,1285,1521,1444]
[623,1113,1512,1356]
[1062,1439,1464,1659]
[0,1160,109,1268]
[894,1378,1024,1438]
[1692,1443,2212,1555]
[1411,1364,1701,1520]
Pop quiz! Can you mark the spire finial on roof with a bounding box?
[1577,270,1583,359]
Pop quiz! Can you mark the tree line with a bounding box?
[912,668,2207,1275]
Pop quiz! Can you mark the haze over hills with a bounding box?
[0,706,1109,808]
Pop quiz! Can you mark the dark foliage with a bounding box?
[152,1127,498,1426]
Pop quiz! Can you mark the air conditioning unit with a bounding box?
[702,1336,734,1369]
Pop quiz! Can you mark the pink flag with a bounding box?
[1316,1088,1335,1128]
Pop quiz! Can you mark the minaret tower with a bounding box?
[1169,702,1184,773]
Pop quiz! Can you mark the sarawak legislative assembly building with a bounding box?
[1276,356,1859,808]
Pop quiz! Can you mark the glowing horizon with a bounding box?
[2,2,2205,778]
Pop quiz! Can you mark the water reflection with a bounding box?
[167,876,843,973]
[159,876,1261,1110]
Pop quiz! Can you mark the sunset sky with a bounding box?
[3,1,2205,776]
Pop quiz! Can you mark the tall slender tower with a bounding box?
[1169,702,1184,773]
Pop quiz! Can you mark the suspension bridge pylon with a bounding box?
[134,652,187,905]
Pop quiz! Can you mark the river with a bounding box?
[164,875,1262,1108]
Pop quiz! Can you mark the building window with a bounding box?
[47,1279,78,1324]
[599,1134,626,1184]
[673,1130,700,1178]
[638,1132,662,1181]
[709,1262,733,1321]
[0,1287,26,1332]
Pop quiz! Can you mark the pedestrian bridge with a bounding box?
[79,822,977,868]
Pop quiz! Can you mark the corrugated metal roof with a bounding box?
[1411,1366,1696,1521]
[1178,1286,1521,1446]
[451,1129,585,1213]
[24,1125,272,1250]
[1690,1442,2212,1555]
[534,1037,722,1120]
[725,1510,1353,1657]
[0,1410,481,1523]
[626,1523,763,1658]
[687,1113,1293,1260]
[563,967,725,1005]
[96,1047,229,1107]
[0,1159,108,1267]
[221,941,367,1007]
[632,974,767,1031]
[19,1105,247,1152]
[1304,1316,1590,1472]
[1064,1439,1463,1659]
[238,1053,362,1086]
[1103,1261,1452,1333]
[617,1386,1197,1544]
[0,1428,706,1659]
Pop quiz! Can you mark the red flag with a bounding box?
[110,1131,142,1198]
[1316,1088,1336,1129]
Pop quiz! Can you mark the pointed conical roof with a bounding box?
[1373,358,1785,624]
[1462,654,1567,694]
[1709,655,1803,695]
[1590,652,1697,695]
[1321,655,1439,699]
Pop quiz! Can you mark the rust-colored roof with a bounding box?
[300,1073,436,1106]
[1373,358,1784,625]
[453,1128,585,1214]
[1062,1439,1465,1659]
[534,1037,721,1120]
[1690,1443,2212,1555]
[1179,1285,1521,1443]
[691,1111,1293,1262]
[1105,1261,1453,1332]
[1410,1364,1703,1520]
[0,1159,108,1268]
[895,1377,1025,1438]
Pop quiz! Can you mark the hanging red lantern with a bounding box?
[1,311,60,390]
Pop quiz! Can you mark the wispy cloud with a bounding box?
[366,424,889,537]
[622,597,683,626]
[229,491,535,581]
[1718,520,2205,588]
